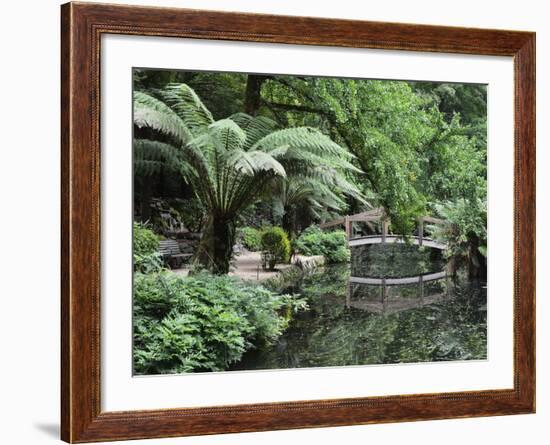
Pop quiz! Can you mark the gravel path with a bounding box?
[172,250,323,282]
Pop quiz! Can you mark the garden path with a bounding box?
[173,251,322,281]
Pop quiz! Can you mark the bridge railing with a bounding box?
[320,208,448,248]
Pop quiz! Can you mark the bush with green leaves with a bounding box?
[260,227,291,270]
[133,222,163,273]
[294,225,350,263]
[239,227,262,251]
[133,272,306,374]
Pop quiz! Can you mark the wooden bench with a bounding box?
[158,239,192,269]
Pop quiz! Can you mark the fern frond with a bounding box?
[209,119,247,153]
[225,150,286,177]
[133,139,183,177]
[133,91,192,144]
[230,113,279,150]
[253,127,356,161]
[154,83,214,135]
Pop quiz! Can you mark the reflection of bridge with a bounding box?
[321,207,448,250]
[349,270,447,286]
[345,270,451,315]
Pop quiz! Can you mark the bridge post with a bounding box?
[418,217,424,246]
[382,219,388,243]
[381,278,387,312]
[344,216,351,241]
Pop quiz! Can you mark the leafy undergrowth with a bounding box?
[133,271,307,374]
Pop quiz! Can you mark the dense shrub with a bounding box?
[294,225,350,263]
[260,227,291,270]
[322,231,351,263]
[239,227,262,251]
[133,222,163,273]
[293,226,324,256]
[133,272,306,374]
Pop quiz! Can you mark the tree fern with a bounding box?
[133,83,367,273]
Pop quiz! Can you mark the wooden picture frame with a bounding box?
[61,2,535,442]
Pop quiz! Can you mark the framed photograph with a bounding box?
[61,2,535,442]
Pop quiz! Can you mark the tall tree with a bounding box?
[244,75,269,116]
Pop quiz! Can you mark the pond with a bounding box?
[230,244,487,371]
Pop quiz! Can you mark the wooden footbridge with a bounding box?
[320,207,448,250]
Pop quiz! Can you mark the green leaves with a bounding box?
[133,272,305,374]
[294,226,350,264]
[260,226,291,269]
[156,83,214,135]
[133,139,182,177]
[229,112,278,150]
[209,118,247,152]
[133,91,192,145]
[431,198,487,266]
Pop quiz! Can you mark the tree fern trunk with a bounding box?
[195,215,236,274]
[282,207,295,238]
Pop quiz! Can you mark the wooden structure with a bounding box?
[158,239,192,268]
[320,207,448,250]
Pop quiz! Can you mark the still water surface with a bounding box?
[231,244,487,371]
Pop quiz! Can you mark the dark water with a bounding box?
[231,244,487,371]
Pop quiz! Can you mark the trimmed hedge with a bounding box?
[260,226,291,270]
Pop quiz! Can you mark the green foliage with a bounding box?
[260,227,291,270]
[239,227,262,251]
[261,76,486,236]
[134,222,160,256]
[134,72,487,274]
[294,226,350,264]
[134,81,365,274]
[293,225,324,256]
[433,198,487,260]
[322,232,351,263]
[133,222,163,273]
[133,272,305,374]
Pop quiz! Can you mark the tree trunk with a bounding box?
[244,75,268,116]
[282,207,296,238]
[195,215,236,274]
[467,235,487,280]
[139,175,154,222]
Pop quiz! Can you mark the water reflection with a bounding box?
[230,244,487,371]
[346,272,451,315]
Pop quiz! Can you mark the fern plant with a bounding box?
[134,83,364,274]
